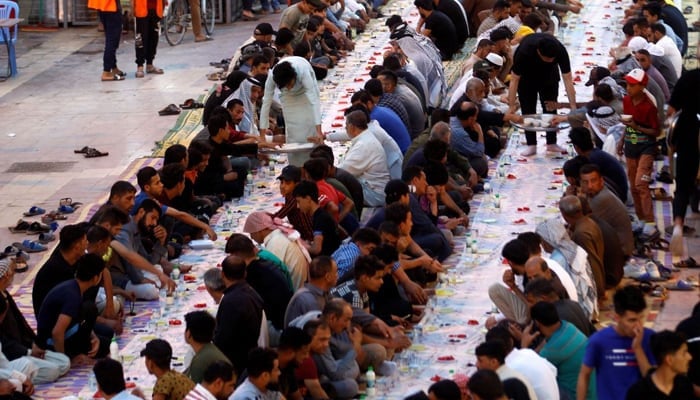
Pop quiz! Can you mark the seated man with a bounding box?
[183,311,231,384]
[303,158,359,235]
[332,228,382,281]
[272,165,314,242]
[35,254,110,361]
[202,268,225,304]
[0,259,70,386]
[296,320,334,399]
[449,101,488,178]
[111,199,174,300]
[225,233,293,291]
[474,341,537,400]
[487,238,533,326]
[293,181,343,257]
[140,339,195,399]
[185,361,236,400]
[284,256,338,328]
[276,328,312,399]
[310,145,366,216]
[524,278,594,337]
[231,348,283,400]
[93,358,144,400]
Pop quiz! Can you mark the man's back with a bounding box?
[264,229,309,290]
[32,248,73,316]
[284,283,326,327]
[506,347,559,400]
[36,280,82,348]
[246,258,294,330]
[589,215,625,287]
[539,321,592,399]
[588,187,634,257]
[587,149,628,203]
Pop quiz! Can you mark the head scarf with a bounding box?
[243,212,312,263]
[224,76,262,135]
[0,258,11,279]
[535,218,578,266]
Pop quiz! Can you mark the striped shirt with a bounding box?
[184,384,217,400]
[330,279,368,310]
[273,194,314,241]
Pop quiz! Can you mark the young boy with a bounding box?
[293,181,342,256]
[330,255,386,313]
[141,339,195,400]
[273,166,314,241]
[617,69,660,238]
[303,158,359,235]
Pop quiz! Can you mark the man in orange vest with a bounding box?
[88,0,125,81]
[133,0,164,77]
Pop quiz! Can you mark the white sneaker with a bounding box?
[624,259,645,278]
[546,144,566,153]
[644,260,661,279]
[520,145,536,156]
[376,361,398,376]
[670,225,685,257]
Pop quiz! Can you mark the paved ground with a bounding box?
[0,8,698,333]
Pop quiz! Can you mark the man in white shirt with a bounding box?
[649,23,683,77]
[339,110,391,207]
[475,341,538,399]
[231,348,283,400]
[185,361,236,400]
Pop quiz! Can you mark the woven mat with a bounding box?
[151,92,211,157]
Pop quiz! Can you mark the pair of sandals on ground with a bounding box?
[101,65,164,81]
[7,199,82,253]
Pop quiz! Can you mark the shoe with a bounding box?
[146,65,164,74]
[644,260,662,279]
[376,361,397,376]
[624,260,645,279]
[669,225,685,257]
[520,145,536,156]
[546,144,566,153]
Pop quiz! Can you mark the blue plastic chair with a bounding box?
[0,0,19,76]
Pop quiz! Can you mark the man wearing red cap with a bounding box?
[617,68,660,238]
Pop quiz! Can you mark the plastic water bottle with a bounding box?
[366,366,376,397]
[245,172,254,197]
[171,264,181,280]
[483,182,492,195]
[493,193,501,209]
[88,372,98,392]
[268,160,276,177]
[109,336,120,361]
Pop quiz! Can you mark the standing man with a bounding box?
[413,0,458,60]
[259,57,323,166]
[133,0,164,78]
[509,34,577,156]
[88,0,124,81]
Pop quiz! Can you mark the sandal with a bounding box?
[23,206,46,217]
[111,67,127,77]
[101,74,124,82]
[146,65,164,74]
[59,198,82,209]
[2,245,26,258]
[74,146,90,154]
[8,220,31,233]
[26,221,51,234]
[664,280,695,291]
[674,257,699,269]
[158,104,181,116]
[180,98,204,109]
[58,204,77,214]
[650,187,672,201]
[42,211,67,223]
[13,252,29,273]
[13,240,47,253]
[135,69,145,78]
[84,148,109,158]
[38,232,55,244]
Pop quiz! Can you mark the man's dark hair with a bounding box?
[251,54,270,68]
[185,310,217,343]
[371,243,399,265]
[493,0,511,10]
[292,180,319,203]
[160,163,186,190]
[537,36,560,58]
[136,166,159,191]
[454,103,478,120]
[378,69,398,87]
[501,239,530,266]
[414,0,434,10]
[475,340,506,365]
[650,330,687,364]
[485,326,514,353]
[344,103,371,121]
[352,228,381,246]
[385,179,410,204]
[202,360,236,385]
[226,98,244,110]
[579,163,601,177]
[275,28,295,47]
[353,255,385,281]
[524,277,558,298]
[642,2,661,17]
[431,108,451,126]
[379,221,401,237]
[109,180,137,200]
[303,318,330,338]
[490,26,513,42]
[189,140,213,157]
[613,285,647,315]
[364,78,384,97]
[351,89,374,105]
[428,380,462,400]
[382,54,402,71]
[467,370,505,400]
[569,127,594,151]
[622,19,636,36]
[303,158,329,181]
[306,18,320,33]
[310,145,335,165]
[293,40,312,58]
[346,110,369,130]
[272,61,297,89]
[279,327,312,351]
[59,223,87,251]
[402,166,424,183]
[516,232,541,256]
[477,38,495,49]
[531,301,560,327]
[208,113,228,137]
[221,255,247,281]
[75,253,105,282]
[423,139,449,162]
[424,162,449,186]
[225,233,258,257]
[91,205,130,228]
[164,144,188,165]
[248,346,278,378]
[633,17,650,30]
[93,358,126,395]
[309,255,334,280]
[522,12,543,29]
[385,202,411,226]
[650,22,666,35]
[594,83,615,102]
[369,64,384,79]
[135,198,162,218]
[87,225,111,245]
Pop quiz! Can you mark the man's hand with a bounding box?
[205,227,217,241]
[424,258,444,273]
[370,318,392,338]
[396,236,411,253]
[349,325,363,346]
[503,269,516,289]
[631,325,644,350]
[307,135,325,145]
[131,387,147,400]
[87,334,100,358]
[403,280,427,304]
[390,329,412,350]
[31,342,45,359]
[224,171,238,181]
[153,225,167,246]
[520,322,540,349]
[425,186,438,205]
[22,380,34,395]
[159,273,177,293]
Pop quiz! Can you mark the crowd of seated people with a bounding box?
[4,0,699,397]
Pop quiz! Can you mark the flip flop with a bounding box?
[146,66,164,74]
[58,205,76,214]
[42,211,67,223]
[38,232,56,244]
[158,104,181,116]
[23,206,46,217]
[74,146,90,154]
[674,257,699,269]
[8,220,31,233]
[650,187,672,201]
[13,240,47,253]
[665,280,695,291]
[13,252,29,272]
[101,74,124,81]
[26,221,51,234]
[59,198,82,209]
[2,245,28,259]
[85,148,109,158]
[180,98,196,109]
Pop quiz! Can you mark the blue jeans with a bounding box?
[99,9,123,72]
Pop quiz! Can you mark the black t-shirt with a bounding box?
[246,258,294,330]
[278,364,300,398]
[32,249,74,317]
[660,3,688,55]
[36,280,83,349]
[503,377,532,400]
[312,207,341,256]
[437,0,468,45]
[676,313,700,386]
[626,371,695,400]
[512,33,571,82]
[424,10,458,60]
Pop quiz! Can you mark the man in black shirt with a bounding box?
[675,302,700,396]
[276,327,311,399]
[413,0,458,60]
[293,181,342,257]
[434,0,469,44]
[508,34,577,156]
